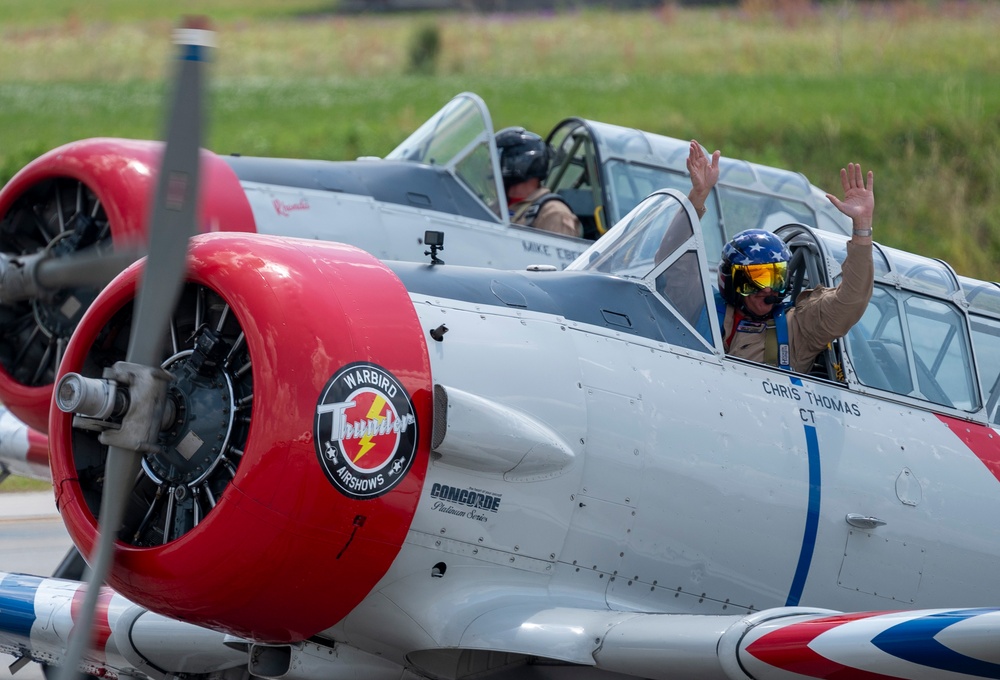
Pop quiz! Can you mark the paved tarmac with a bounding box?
[0,490,58,521]
[0,491,68,679]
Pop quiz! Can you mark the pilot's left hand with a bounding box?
[826,162,874,241]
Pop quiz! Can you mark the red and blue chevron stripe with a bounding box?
[742,608,1000,679]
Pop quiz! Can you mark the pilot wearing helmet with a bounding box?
[688,142,875,372]
[496,127,582,238]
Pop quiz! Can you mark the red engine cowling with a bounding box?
[0,138,256,433]
[49,233,432,642]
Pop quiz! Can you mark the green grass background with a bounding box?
[0,0,998,281]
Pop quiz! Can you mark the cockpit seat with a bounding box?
[557,188,600,240]
[868,340,913,394]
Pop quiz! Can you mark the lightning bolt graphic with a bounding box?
[355,395,387,463]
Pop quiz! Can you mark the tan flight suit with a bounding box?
[721,241,874,373]
[511,188,582,238]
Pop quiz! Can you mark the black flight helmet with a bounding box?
[496,127,551,190]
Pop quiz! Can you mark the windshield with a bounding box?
[569,190,716,346]
[576,192,686,278]
[386,93,504,220]
[960,277,1000,423]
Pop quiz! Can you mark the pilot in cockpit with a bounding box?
[688,142,876,372]
[496,127,583,239]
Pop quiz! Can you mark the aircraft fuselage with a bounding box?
[331,260,1000,662]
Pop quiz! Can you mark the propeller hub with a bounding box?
[143,348,237,488]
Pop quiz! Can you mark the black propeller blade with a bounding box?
[56,17,214,680]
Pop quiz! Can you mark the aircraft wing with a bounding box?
[389,601,1000,680]
[4,572,1000,680]
[0,405,50,483]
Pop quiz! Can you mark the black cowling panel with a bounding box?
[390,262,709,353]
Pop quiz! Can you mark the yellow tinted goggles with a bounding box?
[732,261,788,297]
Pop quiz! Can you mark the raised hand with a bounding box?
[826,162,874,238]
[686,139,721,210]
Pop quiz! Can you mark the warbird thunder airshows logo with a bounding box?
[314,362,418,499]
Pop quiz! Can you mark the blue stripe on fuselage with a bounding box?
[785,376,821,607]
[0,573,42,639]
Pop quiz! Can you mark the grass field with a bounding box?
[1,475,50,492]
[0,1,998,277]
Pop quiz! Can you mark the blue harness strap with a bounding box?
[772,306,791,371]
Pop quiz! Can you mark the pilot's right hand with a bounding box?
[687,139,721,216]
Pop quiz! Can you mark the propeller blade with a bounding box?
[128,19,212,368]
[0,245,138,305]
[56,18,214,680]
[33,245,143,291]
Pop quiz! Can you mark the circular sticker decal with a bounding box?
[314,362,419,499]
